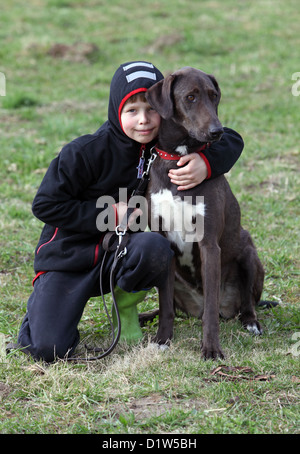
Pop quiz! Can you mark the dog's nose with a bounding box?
[209,127,224,141]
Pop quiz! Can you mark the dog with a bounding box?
[144,67,265,359]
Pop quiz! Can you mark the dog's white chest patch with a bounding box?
[175,145,188,156]
[150,189,205,272]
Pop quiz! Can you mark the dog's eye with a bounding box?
[187,94,196,102]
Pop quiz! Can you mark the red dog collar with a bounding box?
[154,143,209,161]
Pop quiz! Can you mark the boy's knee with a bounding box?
[116,232,174,291]
[142,233,173,267]
[33,342,59,362]
[128,232,173,269]
[29,332,79,362]
[136,232,173,258]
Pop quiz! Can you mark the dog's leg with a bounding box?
[200,242,225,359]
[152,256,176,345]
[238,229,263,335]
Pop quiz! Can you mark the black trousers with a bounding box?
[18,232,173,362]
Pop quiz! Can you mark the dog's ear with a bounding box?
[208,74,221,113]
[146,74,175,119]
[208,74,221,99]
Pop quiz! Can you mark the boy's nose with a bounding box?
[139,111,149,124]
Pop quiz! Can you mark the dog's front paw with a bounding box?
[201,342,225,360]
[151,335,171,347]
[151,331,172,347]
[148,342,169,352]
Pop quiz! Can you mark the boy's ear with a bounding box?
[146,74,175,119]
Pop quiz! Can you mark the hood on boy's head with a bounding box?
[108,61,164,138]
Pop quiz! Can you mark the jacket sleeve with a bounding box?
[32,140,108,235]
[199,127,244,179]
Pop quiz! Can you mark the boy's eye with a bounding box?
[124,107,136,113]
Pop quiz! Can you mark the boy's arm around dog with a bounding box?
[199,127,244,179]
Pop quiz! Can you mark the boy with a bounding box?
[12,61,244,362]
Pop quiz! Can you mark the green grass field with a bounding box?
[0,0,299,435]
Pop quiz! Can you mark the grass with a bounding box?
[0,0,299,435]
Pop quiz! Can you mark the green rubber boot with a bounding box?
[112,287,148,344]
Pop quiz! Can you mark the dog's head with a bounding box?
[146,67,223,143]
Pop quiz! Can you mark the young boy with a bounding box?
[12,61,244,362]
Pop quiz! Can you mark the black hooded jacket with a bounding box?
[32,61,244,275]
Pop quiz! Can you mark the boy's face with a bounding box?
[121,99,161,144]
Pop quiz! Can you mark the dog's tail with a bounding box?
[257,300,279,309]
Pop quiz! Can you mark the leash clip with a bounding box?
[115,224,127,245]
[117,247,127,258]
[143,149,157,178]
[115,225,128,258]
[115,225,127,235]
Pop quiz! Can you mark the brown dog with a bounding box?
[145,67,264,359]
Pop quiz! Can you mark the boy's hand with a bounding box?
[114,202,143,230]
[168,153,208,190]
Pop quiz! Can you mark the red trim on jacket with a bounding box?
[32,271,46,286]
[118,88,148,132]
[199,152,211,179]
[93,234,105,267]
[36,227,58,254]
[93,244,100,267]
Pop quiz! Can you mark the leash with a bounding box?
[67,150,157,361]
